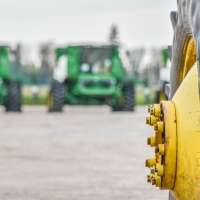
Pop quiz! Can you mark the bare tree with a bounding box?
[39,42,54,71]
[108,24,119,44]
[38,42,54,84]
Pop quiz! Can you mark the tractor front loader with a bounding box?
[145,1,200,199]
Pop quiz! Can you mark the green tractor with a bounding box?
[47,44,135,112]
[0,46,22,112]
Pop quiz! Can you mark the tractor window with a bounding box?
[80,47,112,74]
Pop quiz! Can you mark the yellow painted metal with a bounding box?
[145,158,156,168]
[47,93,53,109]
[147,136,156,147]
[155,131,163,146]
[155,175,161,187]
[179,35,196,85]
[157,165,164,176]
[159,91,167,101]
[158,144,165,155]
[146,115,157,126]
[145,34,200,198]
[154,122,164,133]
[160,101,177,190]
[171,62,200,199]
[150,104,161,117]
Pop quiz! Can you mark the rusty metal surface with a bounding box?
[0,106,168,200]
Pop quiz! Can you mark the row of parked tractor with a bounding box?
[0,44,137,112]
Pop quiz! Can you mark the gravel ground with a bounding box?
[0,106,168,200]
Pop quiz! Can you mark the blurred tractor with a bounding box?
[0,46,22,112]
[47,44,135,112]
[145,0,200,199]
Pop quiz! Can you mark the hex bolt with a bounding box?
[147,136,156,147]
[146,117,150,125]
[150,107,154,115]
[145,158,156,168]
[157,165,164,176]
[154,124,158,131]
[154,104,161,117]
[152,177,156,185]
[154,122,164,133]
[149,104,161,117]
[150,115,157,126]
[150,167,155,174]
[155,146,159,153]
[146,115,157,126]
[155,167,158,173]
[147,175,151,183]
[145,159,148,167]
[147,137,151,145]
[148,105,152,113]
[158,144,165,155]
[155,176,161,187]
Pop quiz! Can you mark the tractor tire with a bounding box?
[168,0,200,199]
[122,83,135,111]
[169,0,200,100]
[6,81,21,112]
[48,80,64,112]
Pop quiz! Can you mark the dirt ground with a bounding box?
[0,106,168,200]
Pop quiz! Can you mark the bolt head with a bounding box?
[145,159,149,167]
[155,147,159,153]
[147,175,151,183]
[152,179,156,185]
[147,137,150,145]
[150,167,155,174]
[148,105,152,113]
[146,117,150,125]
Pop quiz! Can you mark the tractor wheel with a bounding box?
[47,80,64,112]
[168,0,200,99]
[122,83,135,111]
[168,0,200,199]
[6,81,21,112]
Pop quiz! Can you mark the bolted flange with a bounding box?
[146,101,177,190]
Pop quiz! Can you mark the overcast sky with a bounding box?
[0,0,177,49]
